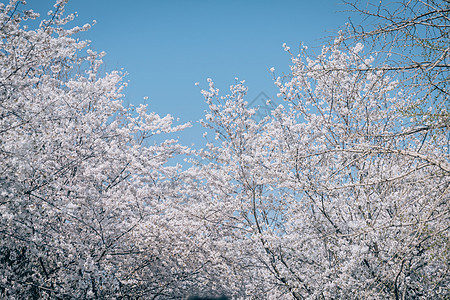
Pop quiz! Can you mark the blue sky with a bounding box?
[32,0,351,146]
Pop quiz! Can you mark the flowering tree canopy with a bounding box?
[193,38,448,298]
[0,0,219,298]
[0,0,448,299]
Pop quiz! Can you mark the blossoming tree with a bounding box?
[0,0,226,298]
[1,0,448,299]
[192,38,448,300]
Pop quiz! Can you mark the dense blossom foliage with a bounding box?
[0,1,225,298]
[0,0,448,299]
[192,39,449,298]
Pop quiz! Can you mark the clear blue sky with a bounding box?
[31,0,351,146]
